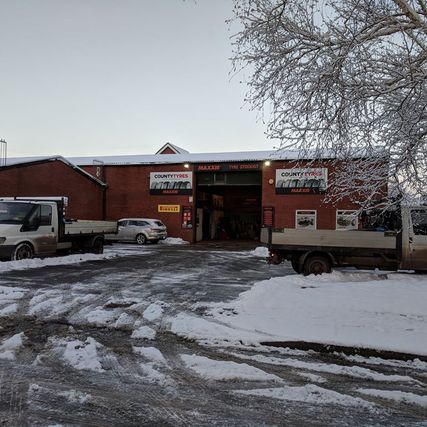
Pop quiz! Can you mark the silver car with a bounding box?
[109,218,167,245]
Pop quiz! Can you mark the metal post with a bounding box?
[0,139,6,166]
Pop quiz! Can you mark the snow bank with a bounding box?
[0,253,118,272]
[159,237,189,245]
[250,246,269,257]
[203,271,427,356]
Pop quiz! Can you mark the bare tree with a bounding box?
[232,0,427,208]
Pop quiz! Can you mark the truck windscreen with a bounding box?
[0,202,35,224]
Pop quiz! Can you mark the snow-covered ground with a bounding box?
[170,269,427,356]
[0,244,425,425]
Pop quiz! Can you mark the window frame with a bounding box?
[295,210,317,230]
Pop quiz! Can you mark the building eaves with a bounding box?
[2,156,107,187]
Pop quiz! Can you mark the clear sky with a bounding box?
[0,0,274,158]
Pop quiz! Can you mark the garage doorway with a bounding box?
[196,171,262,242]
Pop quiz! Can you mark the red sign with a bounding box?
[262,206,275,227]
[195,163,260,172]
[182,206,193,229]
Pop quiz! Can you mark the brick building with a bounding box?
[3,144,366,242]
[0,157,106,220]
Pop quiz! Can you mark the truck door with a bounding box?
[115,220,128,241]
[24,205,57,254]
[409,208,427,271]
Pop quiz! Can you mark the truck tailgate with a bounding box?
[65,220,118,235]
[261,227,396,250]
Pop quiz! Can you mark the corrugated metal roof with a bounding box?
[66,149,307,166]
[5,148,382,168]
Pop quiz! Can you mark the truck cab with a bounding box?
[0,197,117,261]
[400,207,427,271]
[0,200,60,260]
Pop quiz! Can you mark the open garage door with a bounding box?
[196,170,262,242]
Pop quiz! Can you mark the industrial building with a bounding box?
[2,143,361,243]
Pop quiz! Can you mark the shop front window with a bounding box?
[296,210,317,229]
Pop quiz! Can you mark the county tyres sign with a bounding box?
[150,172,193,195]
[275,168,328,194]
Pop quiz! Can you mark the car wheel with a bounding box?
[136,234,147,245]
[303,255,331,276]
[12,243,34,261]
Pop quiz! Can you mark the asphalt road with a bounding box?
[0,243,425,426]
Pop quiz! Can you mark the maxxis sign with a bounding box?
[150,172,193,195]
[275,168,328,194]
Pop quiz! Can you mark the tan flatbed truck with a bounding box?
[261,206,427,275]
[0,197,118,261]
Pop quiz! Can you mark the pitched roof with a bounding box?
[155,143,189,155]
[1,156,107,187]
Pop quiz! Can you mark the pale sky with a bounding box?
[0,0,274,158]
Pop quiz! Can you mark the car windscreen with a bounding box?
[411,209,427,235]
[153,220,164,227]
[0,202,36,224]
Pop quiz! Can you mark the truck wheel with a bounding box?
[92,238,104,254]
[291,260,301,274]
[303,256,331,276]
[12,243,34,261]
[136,234,146,245]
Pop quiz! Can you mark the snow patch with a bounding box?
[133,346,167,365]
[181,354,282,381]
[0,253,118,272]
[159,237,189,245]
[169,312,271,346]
[235,384,373,407]
[58,389,91,404]
[250,246,269,258]
[357,388,427,407]
[52,337,105,372]
[0,333,25,360]
[143,303,164,322]
[227,353,417,383]
[131,326,156,340]
[0,303,18,316]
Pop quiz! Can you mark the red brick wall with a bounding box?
[159,147,176,154]
[261,161,359,229]
[0,160,105,220]
[83,164,195,242]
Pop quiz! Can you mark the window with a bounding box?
[296,210,317,229]
[40,205,52,226]
[411,209,427,236]
[336,210,358,230]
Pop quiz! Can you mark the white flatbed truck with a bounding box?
[0,197,118,261]
[261,205,427,275]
